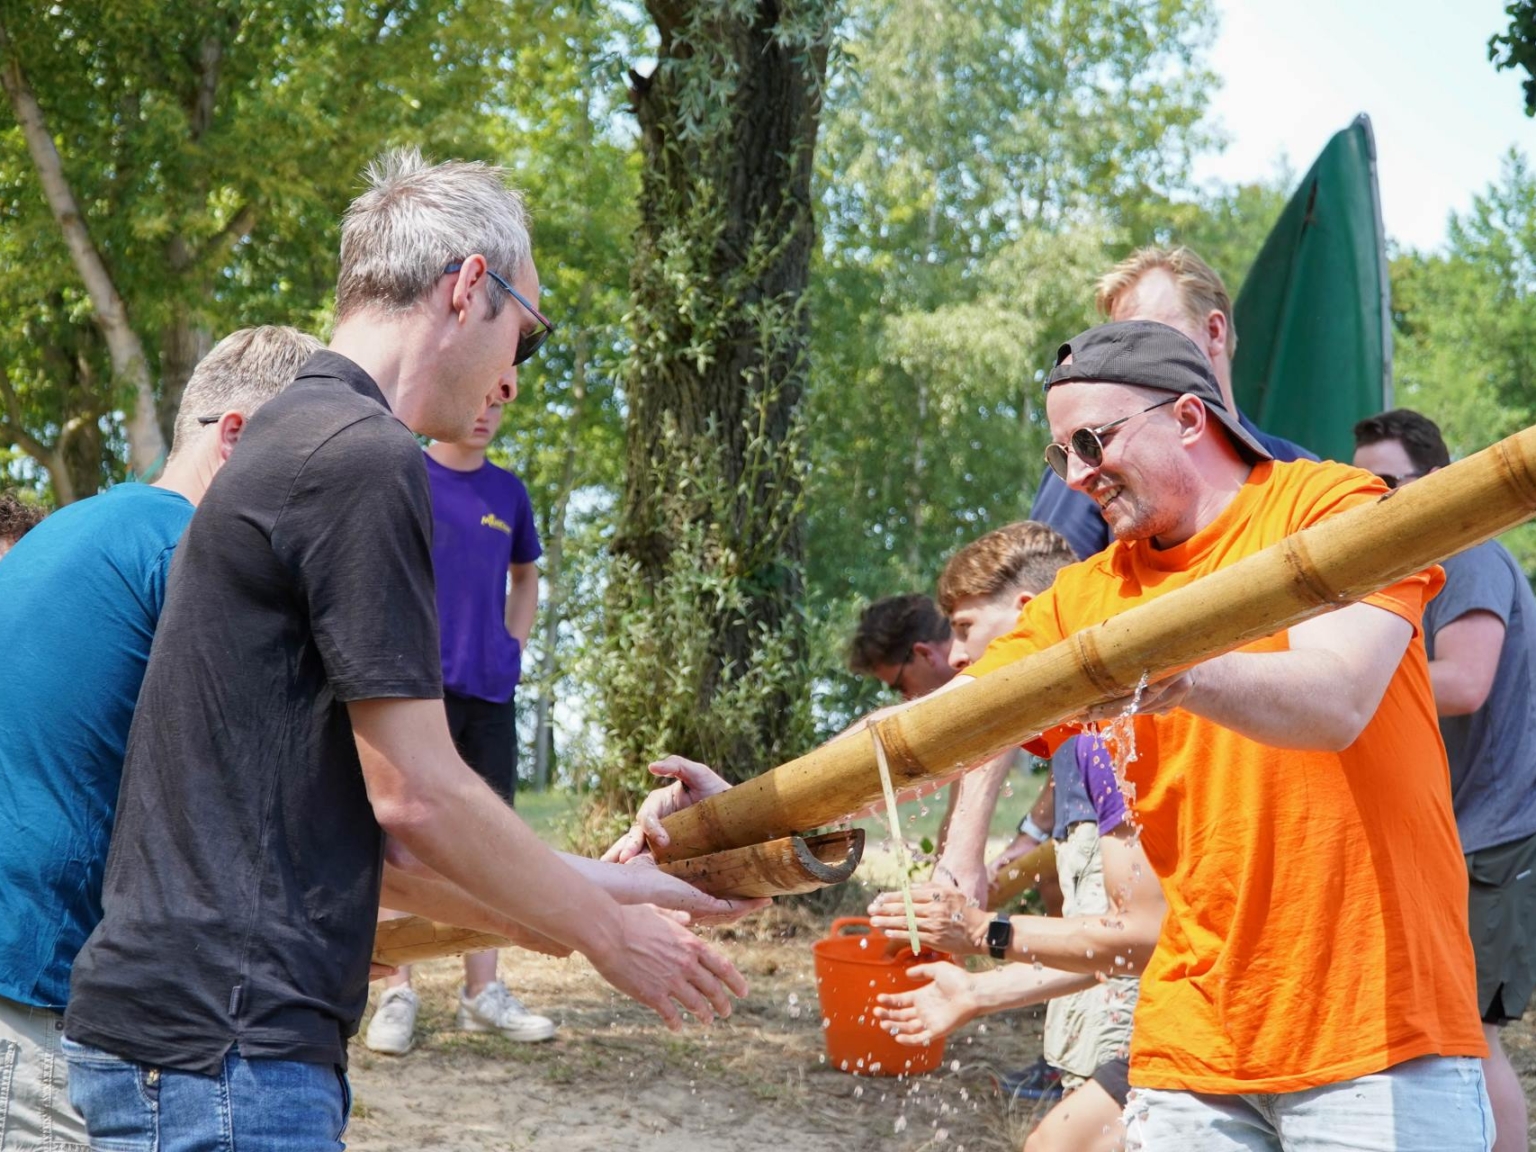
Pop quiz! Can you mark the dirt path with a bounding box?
[347,911,1046,1152]
[348,909,1536,1151]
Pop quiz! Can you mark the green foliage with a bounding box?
[598,2,838,808]
[1391,149,1536,570]
[0,0,516,499]
[803,0,1234,730]
[1490,0,1536,116]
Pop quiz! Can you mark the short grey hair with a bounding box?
[170,325,323,457]
[336,147,532,323]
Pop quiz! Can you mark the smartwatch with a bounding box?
[986,913,1013,960]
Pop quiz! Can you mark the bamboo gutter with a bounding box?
[654,426,1536,864]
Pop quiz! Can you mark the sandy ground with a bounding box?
[347,903,1048,1152]
[346,898,1536,1151]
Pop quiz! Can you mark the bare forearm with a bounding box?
[937,753,1013,878]
[505,567,538,646]
[1184,648,1374,751]
[380,863,567,955]
[984,909,1158,977]
[968,962,1097,1014]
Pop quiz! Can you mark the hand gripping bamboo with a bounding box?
[653,426,1536,864]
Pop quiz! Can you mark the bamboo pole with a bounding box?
[371,832,866,966]
[655,426,1536,863]
[986,840,1058,909]
[658,830,864,898]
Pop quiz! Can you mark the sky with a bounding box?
[1192,0,1535,252]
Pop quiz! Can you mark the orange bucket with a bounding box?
[812,916,948,1077]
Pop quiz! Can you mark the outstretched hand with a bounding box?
[587,903,750,1030]
[602,755,733,863]
[872,961,977,1046]
[618,853,771,925]
[868,883,984,955]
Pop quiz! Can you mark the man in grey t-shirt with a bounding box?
[1355,409,1536,1152]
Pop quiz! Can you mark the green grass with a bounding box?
[512,787,582,841]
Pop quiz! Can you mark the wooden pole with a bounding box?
[655,426,1536,863]
[986,840,1058,909]
[371,831,865,966]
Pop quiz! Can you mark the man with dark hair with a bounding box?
[847,592,954,700]
[1354,407,1536,1152]
[0,489,44,559]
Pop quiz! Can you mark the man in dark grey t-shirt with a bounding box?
[1355,409,1536,1152]
[64,150,748,1149]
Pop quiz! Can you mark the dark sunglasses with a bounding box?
[443,262,555,365]
[1044,397,1177,480]
[1376,471,1422,490]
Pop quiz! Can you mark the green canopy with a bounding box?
[1232,114,1393,463]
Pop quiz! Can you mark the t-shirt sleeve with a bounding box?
[1289,463,1444,635]
[1428,547,1515,636]
[1076,734,1127,834]
[507,474,542,565]
[271,416,443,702]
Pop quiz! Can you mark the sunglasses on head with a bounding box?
[442,262,555,365]
[1044,396,1177,480]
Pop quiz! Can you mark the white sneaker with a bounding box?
[364,985,420,1055]
[456,981,555,1042]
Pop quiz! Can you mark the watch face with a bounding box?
[986,917,1012,951]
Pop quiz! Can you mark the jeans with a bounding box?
[1123,1055,1494,1151]
[61,1038,350,1152]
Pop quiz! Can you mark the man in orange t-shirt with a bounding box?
[962,320,1492,1149]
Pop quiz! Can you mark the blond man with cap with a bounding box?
[931,319,1489,1149]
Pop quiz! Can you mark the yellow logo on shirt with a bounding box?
[481,512,512,536]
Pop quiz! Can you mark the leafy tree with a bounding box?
[1391,149,1536,568]
[0,0,513,500]
[1491,0,1536,115]
[599,1,839,812]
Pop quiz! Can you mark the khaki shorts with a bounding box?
[0,993,90,1150]
[1044,821,1140,1081]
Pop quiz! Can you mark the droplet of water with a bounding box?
[893,1115,908,1134]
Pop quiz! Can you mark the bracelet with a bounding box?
[1017,815,1050,843]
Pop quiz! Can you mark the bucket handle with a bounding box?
[826,916,873,939]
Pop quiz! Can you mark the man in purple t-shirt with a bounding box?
[367,395,554,1055]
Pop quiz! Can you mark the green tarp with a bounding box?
[1232,114,1393,463]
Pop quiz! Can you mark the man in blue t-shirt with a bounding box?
[0,326,322,1150]
[1029,246,1316,562]
[367,395,555,1055]
[1354,409,1536,1152]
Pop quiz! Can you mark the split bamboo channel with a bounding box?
[654,424,1536,864]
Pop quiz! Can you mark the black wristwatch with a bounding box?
[986,912,1013,960]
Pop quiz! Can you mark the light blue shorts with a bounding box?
[1123,1055,1494,1151]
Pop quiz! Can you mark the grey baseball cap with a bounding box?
[1046,319,1272,463]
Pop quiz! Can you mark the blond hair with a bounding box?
[936,521,1078,615]
[169,326,323,457]
[1095,245,1238,356]
[337,147,531,323]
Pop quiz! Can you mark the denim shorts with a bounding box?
[62,1037,350,1152]
[1122,1055,1494,1152]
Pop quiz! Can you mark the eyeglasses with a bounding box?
[196,415,223,426]
[1044,397,1178,480]
[443,262,555,365]
[1376,471,1422,490]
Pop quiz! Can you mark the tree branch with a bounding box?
[0,362,54,463]
[0,15,165,474]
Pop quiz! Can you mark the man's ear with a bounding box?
[1013,589,1035,613]
[1205,309,1229,360]
[1176,394,1208,444]
[218,411,247,460]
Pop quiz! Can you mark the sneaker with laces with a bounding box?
[456,980,556,1042]
[364,985,420,1055]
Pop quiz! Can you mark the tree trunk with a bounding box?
[604,2,836,797]
[532,281,594,792]
[0,19,166,477]
[159,307,213,452]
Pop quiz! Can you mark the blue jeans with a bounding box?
[1123,1055,1494,1151]
[61,1038,350,1152]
